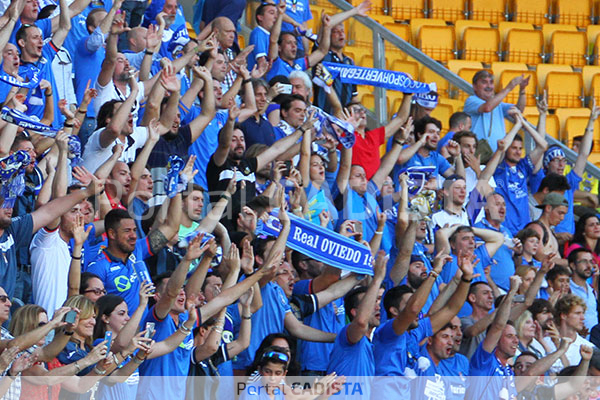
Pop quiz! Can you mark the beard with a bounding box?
[407,273,426,289]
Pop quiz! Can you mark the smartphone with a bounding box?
[144,322,155,339]
[283,160,292,176]
[64,310,77,324]
[513,294,525,303]
[104,331,113,352]
[354,221,363,235]
[280,83,292,94]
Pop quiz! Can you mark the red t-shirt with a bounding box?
[351,126,386,180]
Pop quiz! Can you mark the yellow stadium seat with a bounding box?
[447,60,484,75]
[549,31,588,68]
[542,24,578,48]
[372,15,395,25]
[462,27,500,63]
[186,22,197,40]
[359,54,374,68]
[522,113,561,140]
[343,46,372,65]
[418,25,456,63]
[390,0,427,20]
[556,107,591,135]
[545,72,584,108]
[429,0,468,22]
[362,93,376,111]
[420,67,450,97]
[454,20,491,43]
[536,64,573,89]
[554,0,593,28]
[430,104,454,135]
[383,22,411,42]
[500,70,537,106]
[583,66,600,95]
[388,59,419,78]
[590,74,600,105]
[498,22,535,43]
[349,20,373,48]
[438,97,465,113]
[511,0,552,25]
[588,153,600,167]
[491,62,528,85]
[456,68,481,100]
[410,18,447,40]
[587,25,600,54]
[592,37,600,65]
[565,116,600,148]
[504,29,544,64]
[389,97,403,119]
[469,0,508,23]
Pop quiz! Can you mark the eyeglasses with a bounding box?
[0,295,9,303]
[576,259,595,265]
[261,351,289,363]
[84,288,107,296]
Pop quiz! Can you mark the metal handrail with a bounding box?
[325,0,600,178]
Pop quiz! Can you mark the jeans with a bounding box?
[78,116,97,149]
[119,1,149,51]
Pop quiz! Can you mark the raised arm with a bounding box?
[45,132,69,230]
[188,67,216,142]
[471,226,505,258]
[97,12,129,87]
[519,113,548,167]
[327,0,371,27]
[482,275,520,353]
[307,15,332,68]
[51,0,71,48]
[67,215,91,298]
[267,2,286,62]
[477,75,527,114]
[212,105,238,167]
[99,78,139,148]
[124,121,160,206]
[371,118,412,190]
[226,289,254,357]
[573,101,600,177]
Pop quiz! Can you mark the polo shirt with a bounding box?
[0,215,33,299]
[352,126,385,180]
[248,25,270,71]
[463,95,513,153]
[394,149,452,190]
[239,114,277,148]
[266,56,308,81]
[278,0,312,55]
[570,280,598,332]
[467,344,516,400]
[85,237,154,314]
[474,218,515,291]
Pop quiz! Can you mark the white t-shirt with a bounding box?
[94,80,145,124]
[431,208,470,229]
[81,126,148,174]
[543,333,596,370]
[30,228,71,318]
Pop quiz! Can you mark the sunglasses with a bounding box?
[261,351,289,363]
[0,295,9,303]
[84,288,107,296]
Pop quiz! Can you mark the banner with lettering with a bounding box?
[257,210,374,275]
[0,107,59,137]
[323,62,431,93]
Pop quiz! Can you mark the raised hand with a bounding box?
[0,347,20,373]
[160,67,180,93]
[355,0,372,16]
[536,90,548,114]
[319,210,331,227]
[82,79,98,105]
[139,280,156,305]
[432,251,452,274]
[277,185,290,225]
[581,344,593,361]
[445,140,460,157]
[509,275,522,294]
[85,174,105,197]
[184,233,208,261]
[72,214,92,247]
[373,250,387,281]
[181,155,198,183]
[240,238,255,274]
[146,24,161,51]
[110,11,130,35]
[58,99,75,119]
[240,287,254,308]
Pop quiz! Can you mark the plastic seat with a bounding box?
[457,68,482,101]
[491,62,527,85]
[470,0,508,23]
[521,113,561,140]
[349,20,373,48]
[511,0,552,25]
[592,37,600,65]
[383,22,411,42]
[565,116,600,148]
[554,0,593,28]
[498,22,534,43]
[438,97,464,113]
[499,70,537,106]
[388,59,420,78]
[454,20,491,43]
[428,0,468,22]
[359,54,374,68]
[556,107,591,135]
[536,64,573,89]
[343,46,372,65]
[418,25,456,62]
[549,31,588,67]
[420,67,450,97]
[390,0,426,20]
[430,104,454,135]
[462,27,500,62]
[410,18,447,41]
[504,29,544,64]
[583,66,600,95]
[447,60,484,75]
[542,24,578,48]
[587,25,600,54]
[590,74,600,105]
[545,72,584,108]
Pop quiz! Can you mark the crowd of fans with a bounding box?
[1,0,600,399]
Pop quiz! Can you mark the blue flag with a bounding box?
[257,210,374,275]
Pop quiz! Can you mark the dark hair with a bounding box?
[344,286,368,321]
[15,24,39,49]
[537,173,571,194]
[512,134,523,143]
[513,228,541,266]
[255,2,276,24]
[546,265,571,282]
[252,237,277,259]
[572,135,594,152]
[104,209,133,236]
[256,345,289,370]
[472,69,493,85]
[414,116,442,140]
[280,94,306,113]
[572,213,600,255]
[467,281,492,305]
[567,247,593,266]
[93,294,126,340]
[10,134,33,153]
[201,271,222,293]
[152,271,173,295]
[449,112,470,129]
[523,221,549,246]
[452,130,477,145]
[246,333,298,376]
[528,298,553,321]
[383,285,414,319]
[97,100,122,129]
[449,226,474,246]
[182,183,205,199]
[80,272,102,295]
[277,31,296,45]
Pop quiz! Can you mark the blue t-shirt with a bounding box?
[137,307,196,400]
[463,95,513,153]
[0,215,33,299]
[439,354,469,400]
[437,131,456,152]
[294,279,345,372]
[73,35,105,118]
[239,114,277,148]
[394,149,451,190]
[63,3,111,56]
[414,348,468,400]
[9,18,52,45]
[556,170,582,234]
[57,340,94,376]
[184,107,228,190]
[266,56,308,81]
[233,282,291,370]
[467,343,516,400]
[85,237,154,314]
[493,156,535,235]
[248,26,270,71]
[304,182,338,230]
[474,219,514,291]
[277,0,312,55]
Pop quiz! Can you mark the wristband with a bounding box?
[220,193,231,201]
[461,276,473,283]
[63,329,74,336]
[374,231,383,235]
[242,314,252,320]
[299,126,306,134]
[429,270,439,279]
[132,356,145,364]
[64,122,74,128]
[242,78,251,85]
[144,50,154,56]
[74,361,81,373]
[45,91,52,97]
[394,140,404,146]
[77,109,87,114]
[71,255,82,260]
[179,324,191,334]
[93,366,106,375]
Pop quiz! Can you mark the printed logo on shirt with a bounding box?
[0,234,14,252]
[114,275,132,292]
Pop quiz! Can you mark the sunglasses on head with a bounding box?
[261,351,289,363]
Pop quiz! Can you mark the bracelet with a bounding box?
[64,122,74,128]
[429,270,439,279]
[394,140,404,146]
[242,78,251,85]
[179,325,191,334]
[144,50,154,56]
[112,353,119,365]
[73,361,81,373]
[132,356,145,364]
[220,193,231,201]
[93,366,106,375]
[212,327,223,334]
[71,255,82,260]
[299,126,306,134]
[45,91,52,97]
[461,276,473,283]
[77,109,87,114]
[242,314,252,320]
[63,329,74,336]
[374,231,383,235]
[293,207,302,213]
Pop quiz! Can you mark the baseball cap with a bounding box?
[535,192,569,209]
